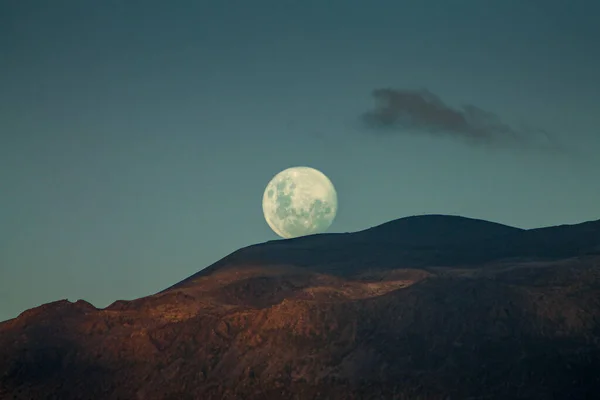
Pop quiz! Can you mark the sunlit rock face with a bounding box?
[2,215,600,399]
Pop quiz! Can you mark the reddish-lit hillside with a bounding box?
[1,215,600,399]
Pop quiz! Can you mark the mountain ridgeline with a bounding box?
[173,214,599,284]
[2,214,600,399]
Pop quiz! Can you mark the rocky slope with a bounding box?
[1,215,600,399]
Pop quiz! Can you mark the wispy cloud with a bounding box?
[361,88,557,149]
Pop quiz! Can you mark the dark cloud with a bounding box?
[361,88,551,147]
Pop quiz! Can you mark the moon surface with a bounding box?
[262,166,338,239]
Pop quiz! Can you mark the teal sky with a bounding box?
[1,0,599,321]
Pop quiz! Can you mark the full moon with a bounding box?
[262,166,338,239]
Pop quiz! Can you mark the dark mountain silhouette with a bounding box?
[2,214,600,399]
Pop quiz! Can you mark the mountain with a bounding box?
[1,215,600,399]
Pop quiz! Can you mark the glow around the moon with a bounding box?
[262,166,338,239]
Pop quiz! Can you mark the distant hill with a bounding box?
[2,214,600,399]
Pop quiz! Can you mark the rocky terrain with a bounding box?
[1,215,600,399]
